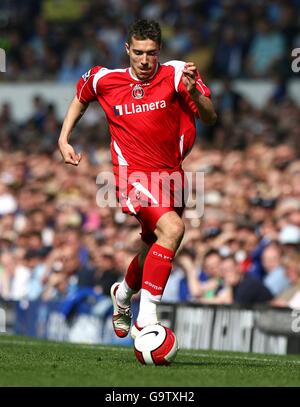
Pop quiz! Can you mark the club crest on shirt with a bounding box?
[132,84,144,99]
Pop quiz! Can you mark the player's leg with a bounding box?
[154,209,185,251]
[111,242,150,338]
[116,242,149,306]
[136,210,184,328]
[113,169,185,336]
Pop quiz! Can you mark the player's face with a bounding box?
[126,37,160,81]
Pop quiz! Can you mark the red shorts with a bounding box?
[114,166,185,245]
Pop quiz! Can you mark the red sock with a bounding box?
[125,254,143,292]
[141,243,175,298]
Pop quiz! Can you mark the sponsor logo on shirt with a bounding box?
[113,100,166,116]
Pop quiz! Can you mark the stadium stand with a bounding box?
[0,0,299,82]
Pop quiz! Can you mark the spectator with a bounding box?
[271,253,300,309]
[42,244,89,301]
[200,255,273,305]
[262,242,290,296]
[91,247,120,296]
[213,25,245,79]
[25,248,47,301]
[172,248,202,302]
[246,19,285,77]
[178,249,223,302]
[278,224,300,255]
[0,250,26,300]
[217,80,243,115]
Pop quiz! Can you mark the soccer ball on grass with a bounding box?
[134,324,178,365]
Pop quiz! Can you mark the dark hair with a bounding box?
[222,254,237,264]
[127,19,161,46]
[203,248,221,261]
[177,247,197,260]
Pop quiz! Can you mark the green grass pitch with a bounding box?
[0,334,300,387]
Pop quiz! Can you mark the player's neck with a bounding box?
[129,63,159,82]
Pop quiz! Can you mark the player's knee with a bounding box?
[158,218,185,242]
[173,220,185,241]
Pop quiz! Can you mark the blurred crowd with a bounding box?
[1,78,300,310]
[0,0,300,82]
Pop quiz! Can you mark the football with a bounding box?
[134,324,178,365]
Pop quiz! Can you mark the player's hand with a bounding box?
[59,142,82,166]
[182,62,197,93]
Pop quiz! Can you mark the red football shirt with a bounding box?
[76,61,211,170]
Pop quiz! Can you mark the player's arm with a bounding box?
[182,62,217,125]
[58,96,88,165]
[58,66,101,165]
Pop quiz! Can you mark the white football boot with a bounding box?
[110,282,132,338]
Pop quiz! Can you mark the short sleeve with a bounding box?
[76,66,102,103]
